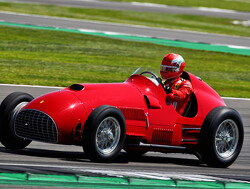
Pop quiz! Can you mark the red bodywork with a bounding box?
[22,71,226,150]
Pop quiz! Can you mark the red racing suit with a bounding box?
[164,77,194,115]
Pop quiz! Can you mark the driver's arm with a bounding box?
[166,81,193,101]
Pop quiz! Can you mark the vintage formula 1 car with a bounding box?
[0,68,244,167]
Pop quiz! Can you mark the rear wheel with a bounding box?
[0,92,34,149]
[198,106,244,168]
[83,105,126,162]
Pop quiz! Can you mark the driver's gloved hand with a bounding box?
[165,86,172,94]
[156,77,162,84]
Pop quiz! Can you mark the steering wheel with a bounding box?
[139,71,164,88]
[139,71,158,79]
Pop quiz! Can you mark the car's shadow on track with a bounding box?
[0,146,204,168]
[0,146,85,160]
[118,152,203,167]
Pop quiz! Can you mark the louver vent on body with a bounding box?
[119,107,146,121]
[151,128,173,145]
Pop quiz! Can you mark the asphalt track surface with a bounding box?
[0,84,249,185]
[1,11,250,49]
[3,0,250,20]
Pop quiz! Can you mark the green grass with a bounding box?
[106,0,250,12]
[0,26,249,98]
[0,2,249,37]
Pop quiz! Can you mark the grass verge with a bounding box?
[0,26,249,98]
[106,0,250,12]
[0,2,249,37]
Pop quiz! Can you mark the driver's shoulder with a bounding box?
[178,78,193,88]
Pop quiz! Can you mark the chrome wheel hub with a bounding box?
[11,102,29,127]
[215,119,239,159]
[96,117,121,155]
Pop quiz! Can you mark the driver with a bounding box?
[160,53,194,115]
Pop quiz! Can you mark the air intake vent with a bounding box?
[14,109,58,143]
[119,107,146,121]
[70,84,84,91]
[151,128,173,145]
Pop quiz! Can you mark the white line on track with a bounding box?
[0,83,63,89]
[228,45,250,50]
[131,2,166,8]
[222,97,250,101]
[197,7,237,13]
[131,1,238,14]
[78,28,149,37]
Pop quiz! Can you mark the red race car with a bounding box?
[0,68,244,167]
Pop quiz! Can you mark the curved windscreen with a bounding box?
[132,67,161,86]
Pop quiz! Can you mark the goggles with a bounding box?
[160,65,177,72]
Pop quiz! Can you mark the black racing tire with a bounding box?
[0,92,34,149]
[82,105,126,162]
[198,106,244,168]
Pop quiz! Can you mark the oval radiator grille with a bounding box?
[14,109,58,143]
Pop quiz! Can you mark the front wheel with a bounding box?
[0,92,34,149]
[82,105,126,162]
[198,106,244,168]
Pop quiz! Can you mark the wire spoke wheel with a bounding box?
[83,105,126,162]
[199,106,244,168]
[215,119,239,159]
[96,117,121,155]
